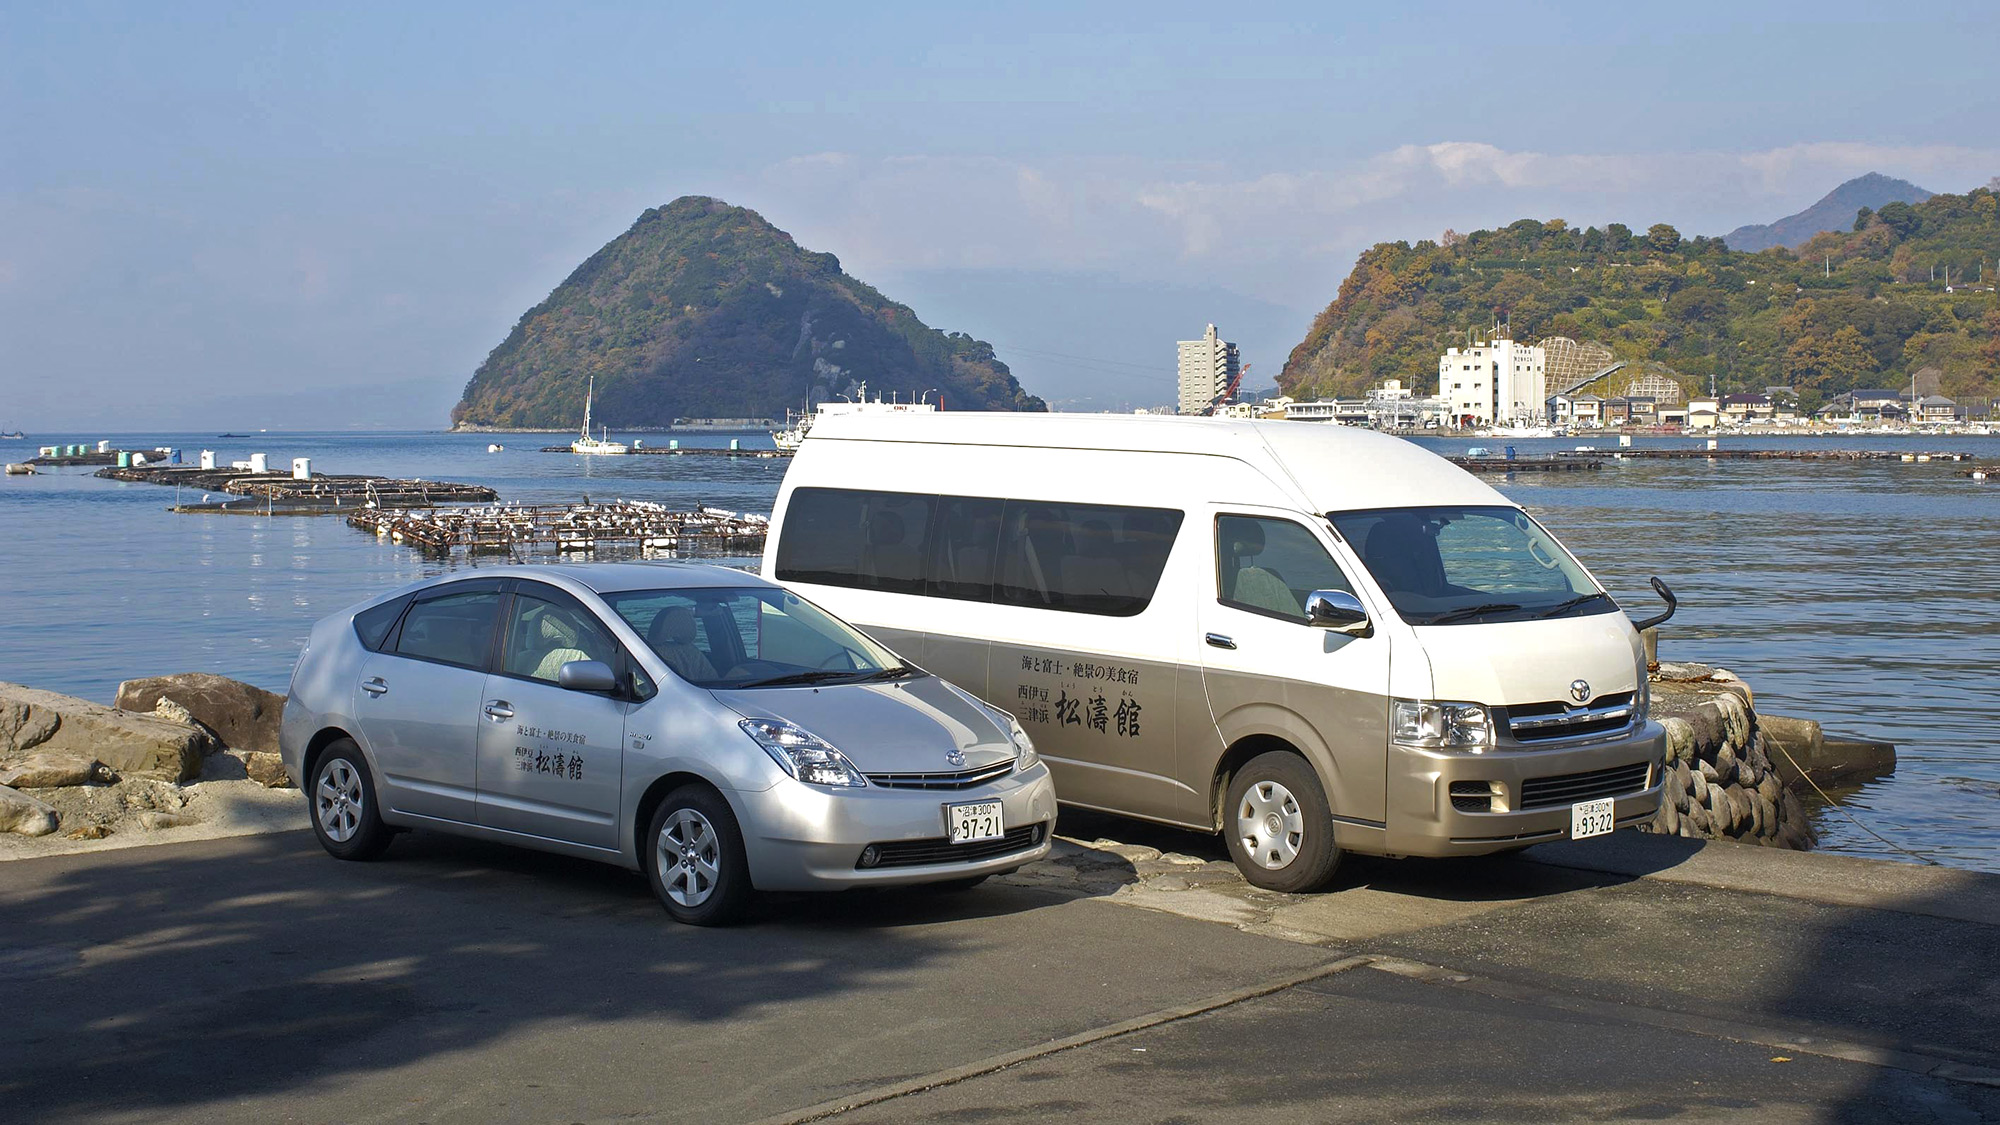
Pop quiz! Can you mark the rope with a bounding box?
[1764,735,1942,867]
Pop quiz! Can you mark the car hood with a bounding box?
[1413,610,1642,707]
[712,675,1017,775]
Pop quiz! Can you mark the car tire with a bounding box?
[309,739,394,861]
[644,784,753,926]
[1222,750,1342,893]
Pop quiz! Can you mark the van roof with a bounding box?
[805,412,1507,513]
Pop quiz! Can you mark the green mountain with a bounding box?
[1725,172,1932,252]
[452,197,1045,428]
[1280,185,2000,407]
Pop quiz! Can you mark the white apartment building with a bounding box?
[1177,323,1242,415]
[1437,337,1547,426]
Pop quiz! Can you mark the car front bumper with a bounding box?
[734,761,1058,892]
[1381,722,1666,857]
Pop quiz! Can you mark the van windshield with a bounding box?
[1327,507,1615,626]
[598,587,916,688]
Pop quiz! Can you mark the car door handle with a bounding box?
[483,701,515,720]
[1204,633,1237,650]
[360,678,389,696]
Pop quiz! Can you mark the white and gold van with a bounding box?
[763,413,1663,891]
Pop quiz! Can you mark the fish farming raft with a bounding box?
[347,501,769,558]
[97,464,498,512]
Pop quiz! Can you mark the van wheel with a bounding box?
[309,739,393,861]
[1223,751,1342,892]
[644,785,753,926]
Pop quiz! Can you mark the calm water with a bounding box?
[4,429,1996,870]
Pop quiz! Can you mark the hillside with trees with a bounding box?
[1280,183,2000,410]
[453,197,1044,428]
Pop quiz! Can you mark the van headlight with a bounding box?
[1392,699,1494,752]
[739,718,868,788]
[1634,675,1651,725]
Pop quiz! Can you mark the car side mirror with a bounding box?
[1305,590,1372,637]
[556,659,619,693]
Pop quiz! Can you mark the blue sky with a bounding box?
[4,1,1996,426]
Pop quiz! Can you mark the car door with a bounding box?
[476,581,629,850]
[1195,509,1391,825]
[352,579,505,824]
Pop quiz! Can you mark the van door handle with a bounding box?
[1204,633,1237,650]
[484,702,515,720]
[360,678,389,696]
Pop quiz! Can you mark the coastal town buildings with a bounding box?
[1177,324,1241,415]
[1437,336,1547,426]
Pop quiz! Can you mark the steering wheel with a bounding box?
[818,650,859,671]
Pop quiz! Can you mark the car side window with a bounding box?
[1216,516,1354,623]
[393,588,505,669]
[499,591,620,684]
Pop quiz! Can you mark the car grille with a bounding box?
[1505,692,1636,743]
[1519,762,1652,810]
[860,824,1045,869]
[865,762,1014,790]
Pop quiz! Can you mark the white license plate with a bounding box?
[946,801,1004,844]
[1571,796,1616,840]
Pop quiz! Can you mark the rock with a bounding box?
[0,784,60,836]
[1713,745,1738,787]
[1697,760,1719,785]
[1757,775,1783,807]
[1657,798,1679,836]
[0,682,212,782]
[114,673,285,753]
[242,751,295,789]
[1690,769,1709,805]
[1672,762,1692,811]
[0,751,116,789]
[65,823,112,840]
[1731,787,1754,832]
[1707,784,1731,827]
[1662,717,1695,764]
[137,810,201,830]
[1754,793,1777,837]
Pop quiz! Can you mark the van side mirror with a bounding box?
[1305,590,1372,637]
[556,659,619,693]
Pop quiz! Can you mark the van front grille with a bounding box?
[865,762,1014,790]
[1519,762,1652,809]
[1505,692,1635,743]
[860,824,1045,869]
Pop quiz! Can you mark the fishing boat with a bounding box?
[770,383,937,450]
[571,377,628,455]
[0,430,25,440]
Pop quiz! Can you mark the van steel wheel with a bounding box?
[309,739,393,861]
[1222,750,1341,892]
[644,785,752,926]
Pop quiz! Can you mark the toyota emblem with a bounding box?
[1569,679,1592,704]
[946,747,967,768]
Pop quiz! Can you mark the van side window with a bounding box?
[774,487,935,595]
[993,501,1183,618]
[1216,516,1353,623]
[927,496,1003,601]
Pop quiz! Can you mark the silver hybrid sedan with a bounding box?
[280,563,1056,925]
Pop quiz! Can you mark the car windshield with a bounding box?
[1327,506,1615,626]
[598,586,912,688]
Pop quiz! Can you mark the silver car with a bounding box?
[280,563,1057,925]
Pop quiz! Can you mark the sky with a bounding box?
[3,1,1997,427]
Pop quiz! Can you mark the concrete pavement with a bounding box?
[2,819,1995,1124]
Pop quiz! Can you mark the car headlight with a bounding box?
[1007,714,1040,770]
[739,718,868,788]
[1392,699,1494,752]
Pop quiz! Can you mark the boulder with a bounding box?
[138,810,201,830]
[242,751,295,789]
[114,673,284,753]
[0,752,116,789]
[0,784,60,836]
[0,682,212,782]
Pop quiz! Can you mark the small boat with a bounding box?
[0,431,25,440]
[571,377,628,455]
[770,382,938,450]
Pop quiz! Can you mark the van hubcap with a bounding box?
[1236,780,1304,870]
[316,760,364,843]
[658,808,721,907]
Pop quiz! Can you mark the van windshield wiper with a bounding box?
[1420,602,1523,625]
[1535,592,1610,618]
[733,669,862,688]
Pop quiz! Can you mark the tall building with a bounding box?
[1437,336,1547,426]
[1177,324,1241,415]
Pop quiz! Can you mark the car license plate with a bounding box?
[1571,796,1616,840]
[946,801,1004,844]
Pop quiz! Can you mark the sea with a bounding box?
[4,428,1997,871]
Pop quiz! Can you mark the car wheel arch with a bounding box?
[303,726,362,789]
[633,770,736,864]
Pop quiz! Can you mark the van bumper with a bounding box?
[734,762,1058,892]
[1381,722,1666,858]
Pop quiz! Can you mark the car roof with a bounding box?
[429,561,767,596]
